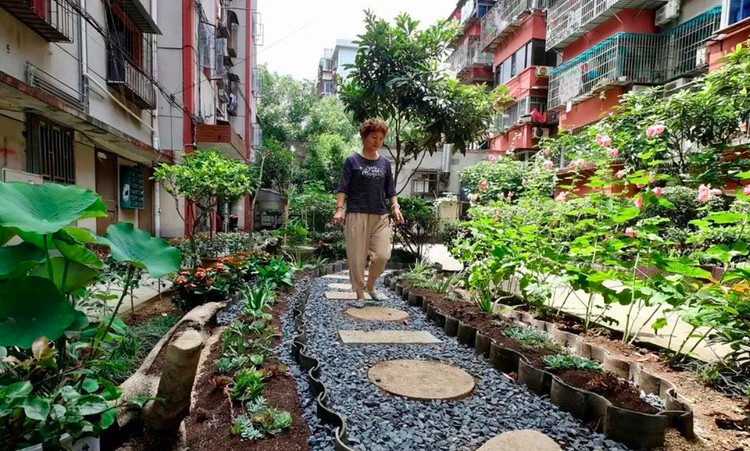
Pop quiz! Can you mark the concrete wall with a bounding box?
[155,0,184,153]
[680,0,722,23]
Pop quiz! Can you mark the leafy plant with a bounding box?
[230,396,292,440]
[544,354,604,373]
[229,369,266,401]
[215,356,251,374]
[504,327,559,351]
[244,284,275,318]
[230,415,264,440]
[253,258,294,290]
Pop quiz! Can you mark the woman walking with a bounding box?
[333,118,404,300]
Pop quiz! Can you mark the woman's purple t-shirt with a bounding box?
[336,153,396,215]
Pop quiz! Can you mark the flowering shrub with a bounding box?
[460,157,553,204]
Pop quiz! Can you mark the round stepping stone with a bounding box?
[476,430,561,451]
[345,306,409,322]
[368,359,475,401]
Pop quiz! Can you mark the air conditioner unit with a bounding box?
[655,0,680,26]
[695,48,709,67]
[535,66,551,78]
[663,77,691,93]
[532,127,549,139]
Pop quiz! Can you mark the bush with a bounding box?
[460,157,554,204]
[171,231,279,267]
[395,196,440,258]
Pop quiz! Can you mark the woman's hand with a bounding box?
[392,205,404,225]
[333,208,346,226]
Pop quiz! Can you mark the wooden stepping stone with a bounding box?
[345,306,409,322]
[476,430,561,451]
[339,330,439,344]
[368,359,475,400]
[322,274,351,280]
[325,291,372,300]
[327,283,353,290]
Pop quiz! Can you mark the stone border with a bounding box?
[385,273,695,450]
[291,261,356,451]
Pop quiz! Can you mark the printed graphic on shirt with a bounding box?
[360,166,385,179]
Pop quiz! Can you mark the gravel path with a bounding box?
[284,273,629,451]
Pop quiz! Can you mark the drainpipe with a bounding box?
[79,0,88,111]
[150,0,161,236]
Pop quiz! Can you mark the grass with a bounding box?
[104,315,180,383]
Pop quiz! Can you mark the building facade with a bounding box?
[316,48,335,97]
[0,0,262,239]
[332,39,357,84]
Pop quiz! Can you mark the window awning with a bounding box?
[113,0,161,34]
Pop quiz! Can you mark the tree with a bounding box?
[304,96,358,141]
[340,11,497,193]
[154,150,255,261]
[257,65,317,143]
[302,133,354,192]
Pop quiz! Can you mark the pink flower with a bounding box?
[176,276,187,285]
[652,187,664,197]
[488,154,498,162]
[214,263,225,271]
[596,134,612,148]
[555,192,568,203]
[570,158,586,169]
[697,184,722,203]
[743,185,750,196]
[625,227,637,238]
[545,147,551,156]
[479,180,490,191]
[543,160,555,170]
[646,124,667,138]
[608,148,619,159]
[615,169,627,179]
[634,197,644,208]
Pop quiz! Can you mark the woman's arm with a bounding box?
[389,195,404,225]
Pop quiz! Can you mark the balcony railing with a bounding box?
[0,0,76,42]
[480,0,544,51]
[546,0,665,51]
[448,35,494,75]
[107,52,156,110]
[548,33,663,109]
[547,8,723,109]
[458,0,495,26]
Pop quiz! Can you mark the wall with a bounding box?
[558,86,627,130]
[680,0,722,23]
[491,123,536,152]
[562,10,657,61]
[75,142,97,231]
[505,66,549,98]
[0,113,25,172]
[156,0,184,152]
[493,13,547,65]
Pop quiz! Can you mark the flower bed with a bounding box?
[389,274,694,450]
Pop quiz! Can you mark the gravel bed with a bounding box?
[292,274,629,451]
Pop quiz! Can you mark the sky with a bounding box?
[256,0,458,81]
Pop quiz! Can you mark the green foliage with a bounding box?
[101,315,180,383]
[99,223,181,278]
[290,182,337,235]
[230,415,265,440]
[231,397,292,440]
[253,258,294,290]
[340,11,495,189]
[461,157,554,204]
[244,284,275,318]
[544,354,604,373]
[277,219,310,246]
[504,327,558,351]
[395,196,439,259]
[257,66,317,144]
[215,355,251,374]
[302,134,354,192]
[230,368,266,401]
[254,138,295,195]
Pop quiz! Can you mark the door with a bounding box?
[138,166,154,234]
[95,150,118,236]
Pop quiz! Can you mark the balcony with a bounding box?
[448,35,494,77]
[106,52,156,110]
[0,0,76,42]
[196,123,247,160]
[546,0,665,51]
[458,0,495,27]
[547,8,722,109]
[548,33,663,109]
[480,0,544,51]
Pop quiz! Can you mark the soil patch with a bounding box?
[556,369,658,414]
[123,295,180,327]
[183,291,311,451]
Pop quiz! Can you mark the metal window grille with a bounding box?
[449,35,493,74]
[663,7,722,80]
[480,0,545,51]
[26,115,75,185]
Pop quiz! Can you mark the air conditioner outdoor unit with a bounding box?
[532,127,549,139]
[696,48,709,67]
[655,0,680,26]
[664,77,690,93]
[535,66,551,78]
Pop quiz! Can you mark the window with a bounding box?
[728,0,750,24]
[199,23,216,70]
[227,11,239,57]
[412,172,440,197]
[26,115,75,185]
[494,39,556,84]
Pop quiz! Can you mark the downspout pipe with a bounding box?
[150,0,161,236]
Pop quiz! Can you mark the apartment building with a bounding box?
[156,0,263,236]
[0,0,262,239]
[317,48,335,97]
[546,0,728,130]
[481,0,556,159]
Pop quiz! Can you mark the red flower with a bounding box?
[479,180,490,191]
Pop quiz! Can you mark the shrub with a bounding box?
[395,196,440,258]
[544,354,603,373]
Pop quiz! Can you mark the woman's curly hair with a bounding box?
[359,118,389,139]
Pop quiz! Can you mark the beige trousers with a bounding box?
[344,213,392,292]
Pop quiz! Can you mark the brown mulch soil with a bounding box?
[183,289,311,451]
[556,369,658,414]
[122,294,181,327]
